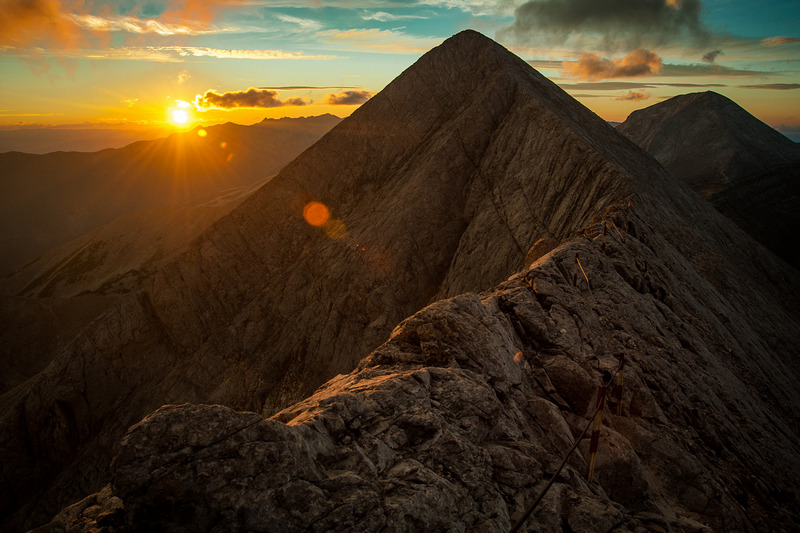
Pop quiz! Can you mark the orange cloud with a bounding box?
[322,90,373,106]
[194,88,311,110]
[0,0,233,48]
[0,0,83,47]
[562,49,663,80]
[762,37,800,47]
[615,90,651,101]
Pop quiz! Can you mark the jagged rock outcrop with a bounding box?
[617,92,800,268]
[4,31,800,531]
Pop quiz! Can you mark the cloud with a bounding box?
[561,81,726,91]
[762,37,800,47]
[0,0,81,47]
[701,49,722,63]
[194,88,311,109]
[421,0,513,16]
[615,90,651,101]
[562,49,662,80]
[66,14,232,36]
[172,46,335,60]
[361,11,430,22]
[177,69,190,84]
[261,86,359,90]
[276,14,322,31]
[737,84,800,90]
[0,0,249,50]
[503,0,710,51]
[322,90,373,105]
[660,63,769,77]
[316,28,440,54]
[2,44,333,63]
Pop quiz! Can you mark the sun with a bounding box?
[171,109,189,125]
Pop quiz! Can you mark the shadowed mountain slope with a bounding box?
[0,189,257,395]
[0,176,265,299]
[0,114,340,275]
[3,31,800,531]
[617,91,800,268]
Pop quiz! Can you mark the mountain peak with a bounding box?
[619,90,800,267]
[618,89,800,186]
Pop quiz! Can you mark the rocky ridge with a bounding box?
[4,31,800,531]
[47,202,800,531]
[617,92,800,268]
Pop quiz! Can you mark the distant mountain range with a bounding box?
[0,115,340,276]
[0,127,168,155]
[2,31,799,532]
[618,91,800,268]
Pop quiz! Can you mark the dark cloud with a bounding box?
[562,49,662,80]
[322,90,373,106]
[503,0,710,50]
[702,49,722,63]
[737,83,800,90]
[194,88,310,109]
[615,90,651,101]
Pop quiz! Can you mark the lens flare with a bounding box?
[324,218,346,240]
[303,201,330,227]
[197,128,207,137]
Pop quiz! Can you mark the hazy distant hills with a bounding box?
[618,92,800,268]
[0,127,167,154]
[0,114,340,275]
[3,32,800,532]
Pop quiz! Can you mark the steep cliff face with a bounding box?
[4,31,800,531]
[617,91,800,268]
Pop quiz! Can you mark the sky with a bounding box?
[1,0,799,142]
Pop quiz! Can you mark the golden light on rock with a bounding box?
[303,201,330,227]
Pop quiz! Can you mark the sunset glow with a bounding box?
[0,1,798,145]
[171,109,189,126]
